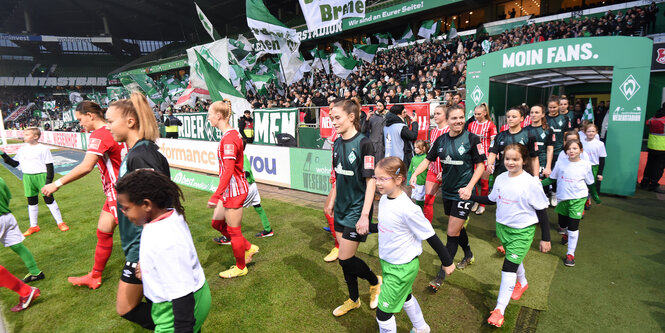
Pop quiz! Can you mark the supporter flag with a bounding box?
[43,100,56,110]
[246,0,300,55]
[418,20,439,39]
[186,39,230,91]
[332,42,347,56]
[68,91,83,106]
[248,72,272,95]
[128,74,164,105]
[364,36,371,45]
[352,44,378,63]
[363,79,376,90]
[237,34,254,51]
[195,50,253,116]
[310,49,330,74]
[330,49,358,79]
[398,25,415,43]
[374,33,394,47]
[174,83,210,109]
[299,0,365,31]
[582,98,594,122]
[107,86,128,101]
[447,19,458,40]
[195,2,221,40]
[281,52,311,85]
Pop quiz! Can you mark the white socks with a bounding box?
[567,230,579,255]
[496,271,517,315]
[47,202,63,224]
[516,263,527,286]
[403,296,428,331]
[28,205,39,227]
[376,315,396,333]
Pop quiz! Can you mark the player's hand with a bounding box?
[597,175,603,181]
[458,186,472,201]
[356,214,370,235]
[409,175,418,188]
[324,202,334,216]
[329,176,336,184]
[542,167,551,178]
[442,264,455,276]
[487,164,495,174]
[539,241,551,253]
[436,172,442,182]
[135,262,142,280]
[207,201,217,209]
[41,183,59,196]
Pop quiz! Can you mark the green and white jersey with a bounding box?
[489,128,538,176]
[0,177,11,214]
[426,130,485,200]
[489,171,549,229]
[546,113,571,155]
[333,132,375,229]
[527,125,554,168]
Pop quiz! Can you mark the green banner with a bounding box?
[175,112,223,141]
[253,108,298,145]
[170,168,218,193]
[289,147,332,195]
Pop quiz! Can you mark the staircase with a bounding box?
[5,103,35,122]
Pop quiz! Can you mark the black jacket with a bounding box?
[385,112,418,164]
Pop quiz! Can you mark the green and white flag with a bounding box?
[246,0,300,55]
[194,50,253,117]
[127,73,164,105]
[186,39,230,90]
[418,20,439,39]
[398,25,415,42]
[374,33,394,47]
[352,44,378,63]
[43,100,56,110]
[280,51,308,85]
[330,49,358,79]
[195,2,221,40]
[298,0,365,31]
[447,19,457,40]
[582,98,594,122]
[68,91,84,106]
[107,86,128,101]
[332,42,347,56]
[310,49,330,74]
[248,72,272,95]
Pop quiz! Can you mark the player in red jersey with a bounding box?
[206,100,257,279]
[42,101,127,289]
[467,103,497,215]
[422,104,450,223]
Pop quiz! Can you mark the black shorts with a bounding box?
[442,199,472,220]
[334,221,368,242]
[120,261,142,284]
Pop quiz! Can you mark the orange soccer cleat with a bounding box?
[68,272,102,289]
[487,309,504,327]
[57,222,70,232]
[511,282,529,300]
[23,226,40,236]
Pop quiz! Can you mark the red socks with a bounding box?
[0,265,31,297]
[424,194,436,223]
[228,226,249,270]
[479,179,489,207]
[325,213,339,248]
[212,219,231,239]
[92,229,114,276]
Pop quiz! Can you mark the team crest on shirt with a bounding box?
[458,145,466,155]
[540,132,546,139]
[364,156,375,169]
[224,144,234,155]
[89,138,101,150]
[519,139,525,145]
[558,120,563,126]
[348,151,356,164]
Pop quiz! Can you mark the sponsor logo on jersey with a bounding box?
[334,163,354,176]
[534,142,539,151]
[224,144,234,155]
[443,155,463,165]
[89,138,101,150]
[364,156,374,169]
[476,144,484,155]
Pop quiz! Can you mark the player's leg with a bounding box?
[446,200,473,266]
[488,259,518,327]
[2,213,42,280]
[476,171,490,215]
[211,201,230,245]
[117,278,154,329]
[565,216,581,267]
[334,229,380,316]
[42,194,68,230]
[247,184,272,237]
[324,184,339,262]
[24,195,40,236]
[69,206,116,289]
[423,172,440,223]
[0,264,40,312]
[220,195,256,278]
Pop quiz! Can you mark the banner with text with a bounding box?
[253,108,298,145]
[289,147,332,195]
[299,0,365,31]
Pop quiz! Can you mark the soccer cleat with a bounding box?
[557,227,567,235]
[456,256,475,270]
[332,298,361,317]
[369,276,382,309]
[245,244,259,264]
[322,226,331,232]
[511,282,528,300]
[497,245,505,254]
[410,324,431,333]
[213,235,231,245]
[487,309,504,327]
[564,254,575,267]
[255,230,274,238]
[471,202,479,212]
[463,217,470,229]
[584,198,591,210]
[11,287,40,312]
[68,272,102,289]
[23,226,40,236]
[324,247,339,262]
[475,206,485,215]
[57,222,70,232]
[561,234,568,245]
[428,268,446,292]
[22,272,45,283]
[550,193,558,207]
[219,265,248,279]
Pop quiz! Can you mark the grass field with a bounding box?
[0,163,664,332]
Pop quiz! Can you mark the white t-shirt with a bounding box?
[140,210,206,303]
[549,158,595,201]
[581,138,607,165]
[556,150,590,164]
[578,131,599,141]
[488,171,549,229]
[14,144,53,174]
[378,192,435,265]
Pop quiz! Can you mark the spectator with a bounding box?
[640,105,665,191]
[384,105,418,167]
[238,110,255,143]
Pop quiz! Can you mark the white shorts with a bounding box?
[243,182,261,208]
[0,213,25,247]
[411,184,426,201]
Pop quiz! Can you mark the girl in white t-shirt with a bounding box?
[115,169,210,333]
[556,131,590,164]
[581,123,606,197]
[543,140,600,268]
[462,143,551,328]
[374,156,454,333]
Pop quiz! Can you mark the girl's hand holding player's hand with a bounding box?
[442,264,455,276]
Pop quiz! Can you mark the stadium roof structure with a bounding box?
[490,67,615,88]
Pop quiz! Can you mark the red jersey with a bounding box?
[428,126,450,175]
[467,120,497,154]
[213,129,248,201]
[87,127,127,200]
[500,116,532,132]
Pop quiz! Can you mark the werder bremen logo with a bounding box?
[619,75,640,101]
[471,86,484,105]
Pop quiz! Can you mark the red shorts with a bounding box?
[102,198,119,224]
[426,170,442,184]
[222,192,248,209]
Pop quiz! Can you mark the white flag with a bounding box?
[186,39,230,90]
[195,3,221,40]
[247,0,300,55]
[299,0,366,31]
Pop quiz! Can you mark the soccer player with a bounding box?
[324,98,381,317]
[487,107,539,180]
[206,100,257,279]
[1,176,44,282]
[106,92,170,330]
[115,170,211,332]
[1,127,68,235]
[374,157,454,333]
[408,140,429,210]
[464,144,551,327]
[422,105,449,223]
[527,105,555,179]
[410,104,486,288]
[41,101,127,289]
[467,103,497,215]
[581,123,606,208]
[543,140,600,267]
[0,264,40,312]
[546,96,571,206]
[324,99,341,263]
